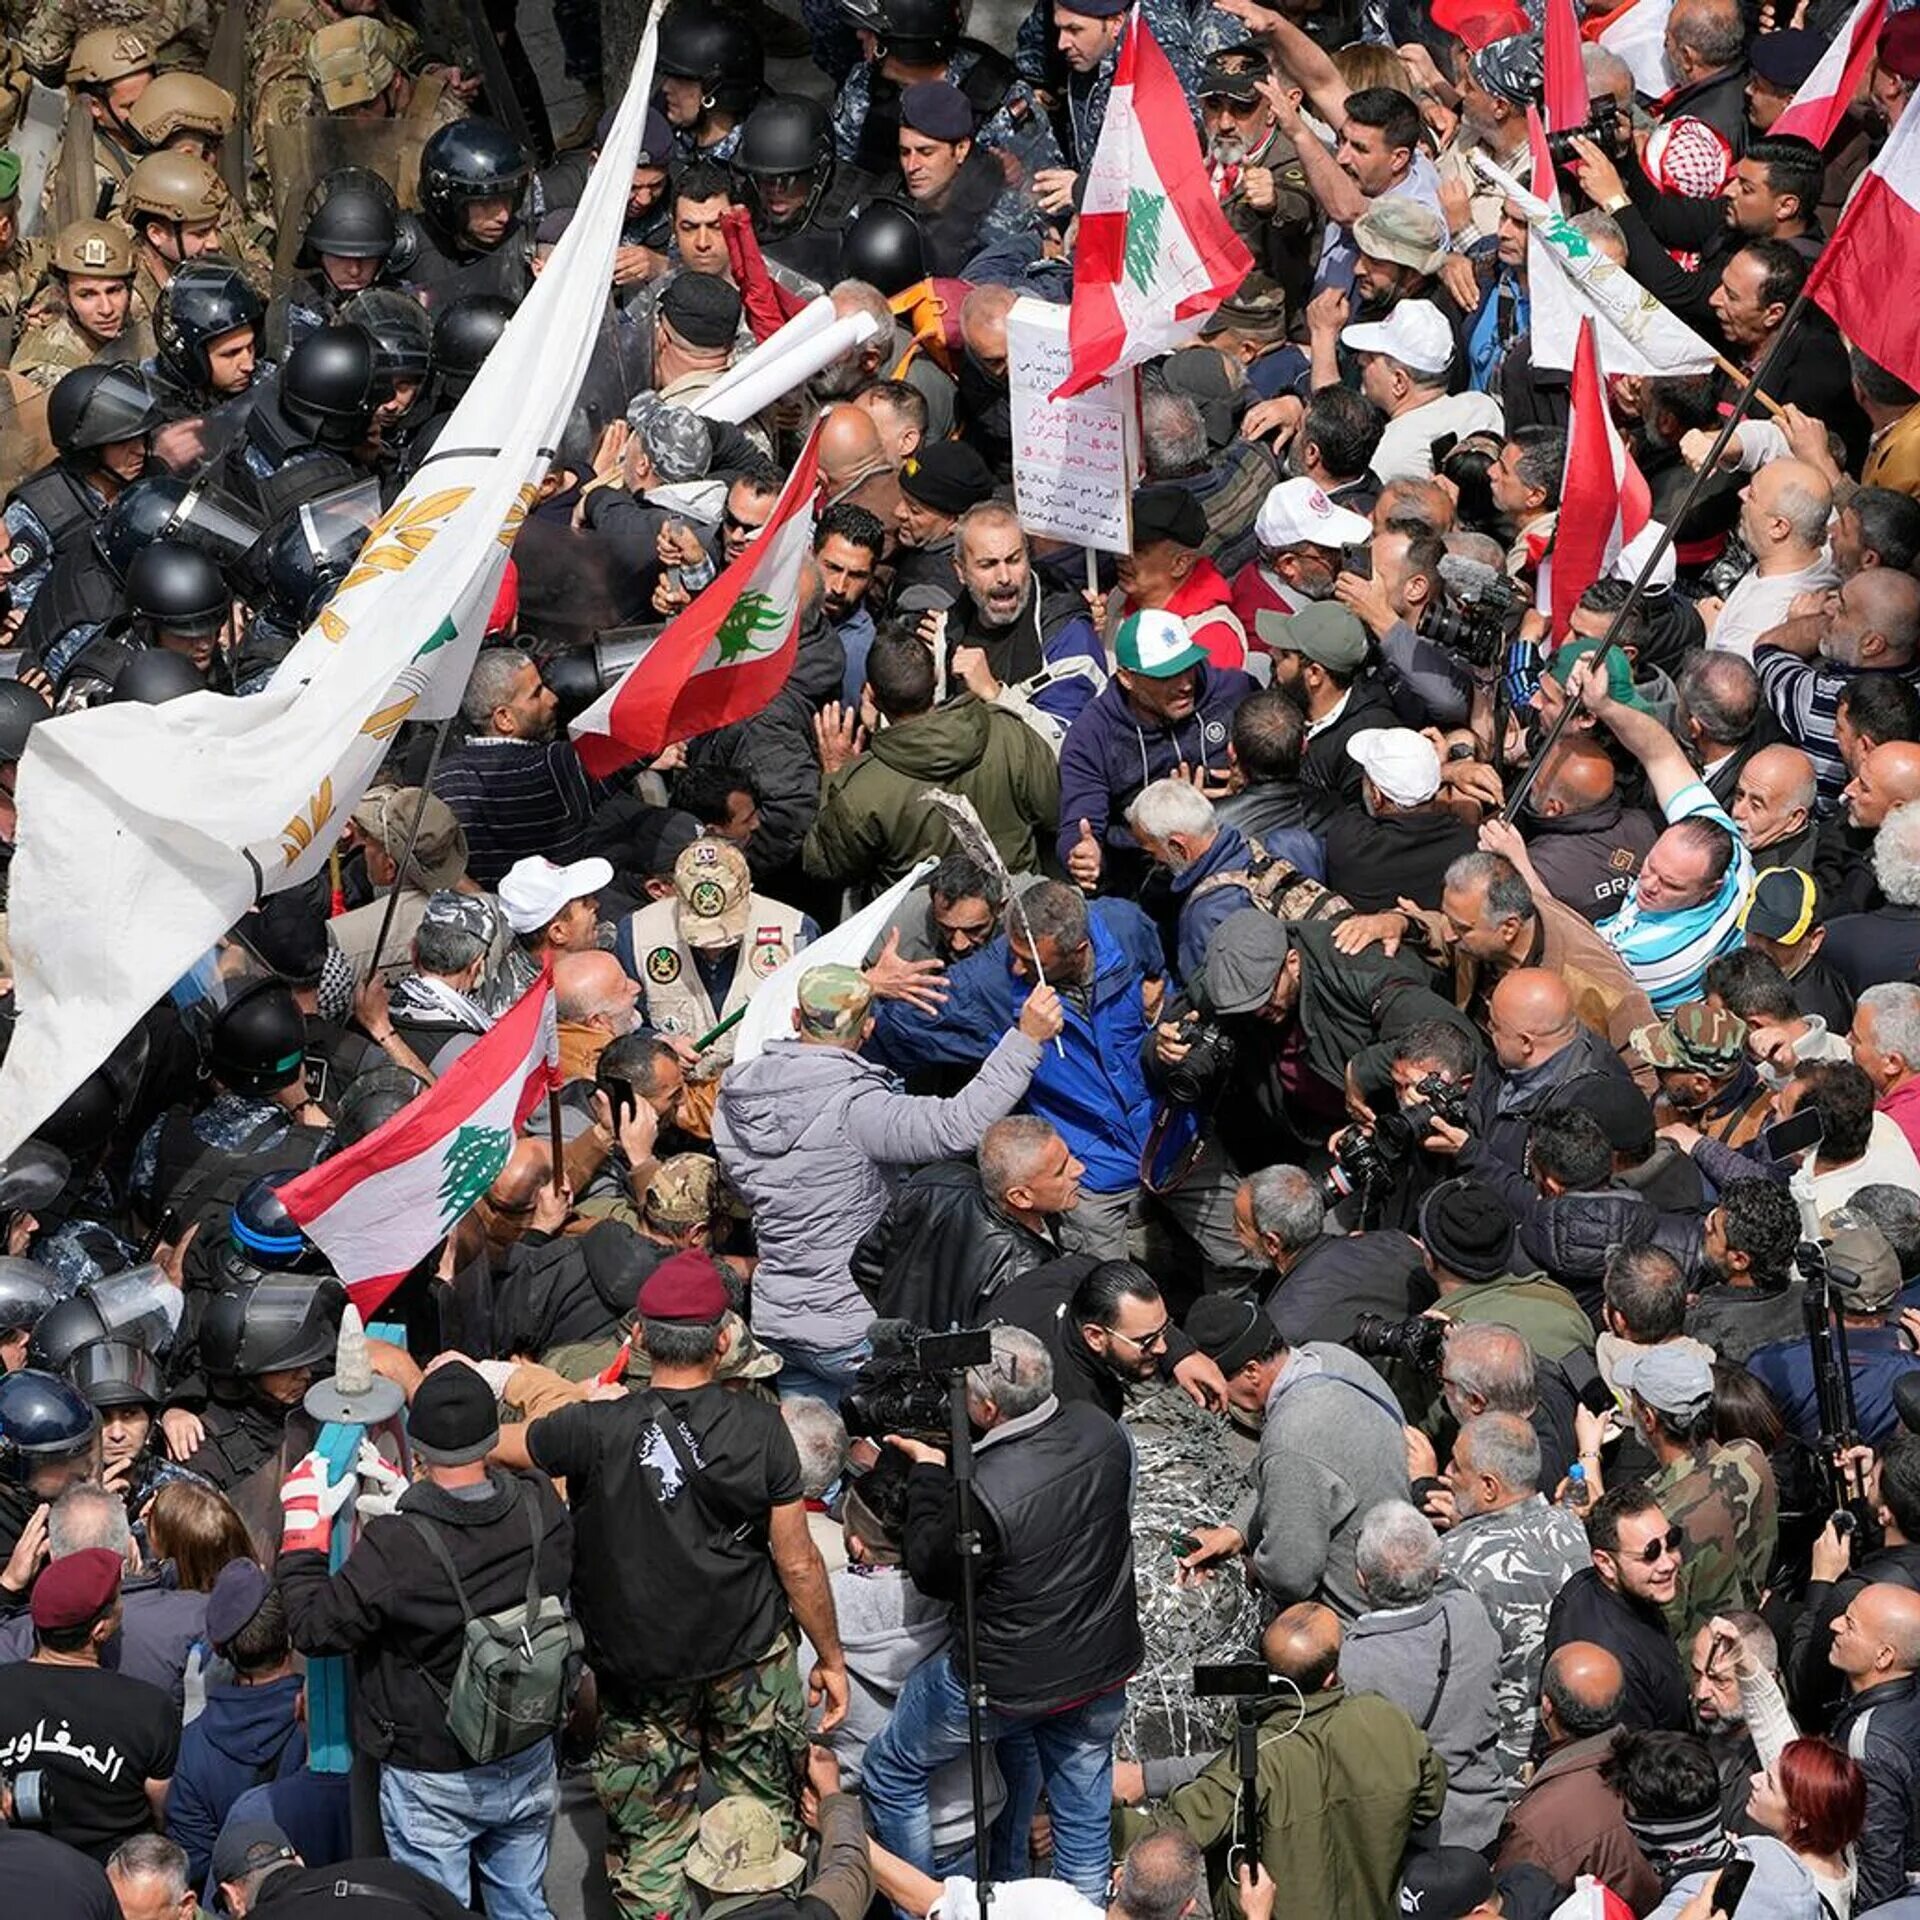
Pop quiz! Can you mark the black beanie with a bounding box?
[1183,1295,1276,1375]
[1418,1178,1516,1282]
[410,1361,500,1466]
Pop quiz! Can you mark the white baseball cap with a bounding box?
[1254,477,1372,554]
[1341,299,1454,378]
[1612,518,1676,591]
[497,855,614,933]
[1347,727,1442,806]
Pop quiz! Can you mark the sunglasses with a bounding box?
[723,510,767,537]
[1106,1321,1171,1353]
[1622,1527,1683,1566]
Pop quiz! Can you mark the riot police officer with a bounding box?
[0,1261,57,1372]
[734,95,866,286]
[400,292,512,474]
[0,1369,100,1571]
[232,481,373,691]
[222,322,380,519]
[838,197,929,297]
[113,650,210,703]
[149,260,263,416]
[65,1339,170,1514]
[279,174,405,349]
[342,287,434,485]
[3,362,165,622]
[657,3,764,163]
[10,217,138,392]
[54,537,233,710]
[410,118,534,306]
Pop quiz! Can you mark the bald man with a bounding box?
[1445,967,1635,1173]
[1820,740,1920,918]
[818,403,901,528]
[1497,1642,1660,1909]
[1521,739,1659,926]
[1121,1600,1446,1919]
[1829,1582,1920,1908]
[1707,460,1837,666]
[554,949,642,1081]
[1758,567,1920,806]
[1728,743,1819,868]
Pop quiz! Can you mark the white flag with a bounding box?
[0,28,662,1161]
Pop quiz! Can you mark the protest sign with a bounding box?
[1007,296,1137,556]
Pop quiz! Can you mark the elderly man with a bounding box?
[1322,727,1477,912]
[1704,459,1837,664]
[887,441,997,605]
[1439,1412,1591,1784]
[1232,474,1373,631]
[1852,984,1920,1160]
[1728,742,1819,870]
[1340,301,1502,482]
[553,949,642,1083]
[1110,486,1249,672]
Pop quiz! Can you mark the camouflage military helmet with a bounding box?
[307,19,402,113]
[1630,1000,1748,1076]
[120,150,225,226]
[51,217,135,279]
[126,71,237,147]
[683,1796,807,1895]
[644,1152,719,1229]
[66,27,157,86]
[797,964,873,1042]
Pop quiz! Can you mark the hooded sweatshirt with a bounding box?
[165,1673,306,1885]
[714,1027,1042,1352]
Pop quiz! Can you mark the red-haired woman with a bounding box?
[1747,1736,1866,1915]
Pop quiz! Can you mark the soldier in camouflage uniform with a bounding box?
[511,1250,845,1920]
[116,148,255,321]
[0,152,53,341]
[1436,1407,1592,1783]
[1613,1343,1776,1645]
[123,69,274,273]
[12,216,137,389]
[0,44,34,148]
[14,0,208,82]
[305,18,465,132]
[39,26,155,223]
[1197,48,1316,316]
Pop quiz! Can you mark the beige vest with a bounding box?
[626,891,808,1077]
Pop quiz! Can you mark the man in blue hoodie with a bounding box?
[166,1560,305,1887]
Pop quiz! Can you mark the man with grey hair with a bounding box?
[106,1834,194,1920]
[1706,458,1836,665]
[869,1323,1142,1901]
[433,646,598,888]
[1824,803,1920,994]
[1232,1164,1428,1344]
[1343,1499,1506,1847]
[1437,1411,1591,1782]
[1850,981,1920,1161]
[384,890,499,1068]
[784,1396,851,1576]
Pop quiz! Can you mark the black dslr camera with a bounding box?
[1546,99,1631,166]
[841,1324,993,1441]
[1353,1311,1449,1373]
[1417,569,1528,670]
[1325,1074,1467,1207]
[1158,1012,1238,1108]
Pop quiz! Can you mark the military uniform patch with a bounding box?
[748,926,789,977]
[646,946,682,984]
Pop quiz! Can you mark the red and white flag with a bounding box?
[1772,0,1886,147]
[1589,0,1675,101]
[1546,316,1652,639]
[1544,0,1590,132]
[1053,7,1252,400]
[1807,86,1920,392]
[278,972,560,1314]
[568,426,823,775]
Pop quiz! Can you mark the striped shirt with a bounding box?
[1756,650,1920,807]
[432,736,599,889]
[1598,782,1751,1013]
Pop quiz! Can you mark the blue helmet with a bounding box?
[0,1369,99,1487]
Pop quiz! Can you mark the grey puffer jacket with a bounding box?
[714,1029,1041,1353]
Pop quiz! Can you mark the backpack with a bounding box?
[1183,835,1352,926]
[407,1494,582,1765]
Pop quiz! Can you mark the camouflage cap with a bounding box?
[1352,196,1448,275]
[51,217,133,278]
[683,1796,807,1895]
[1631,1000,1748,1075]
[417,889,495,947]
[672,838,751,949]
[307,18,400,111]
[624,390,712,484]
[644,1151,718,1228]
[1200,271,1288,339]
[66,27,157,85]
[797,964,873,1042]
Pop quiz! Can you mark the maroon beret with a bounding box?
[32,1546,122,1631]
[1881,9,1920,82]
[636,1249,730,1323]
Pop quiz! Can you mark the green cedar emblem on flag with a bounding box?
[713,590,789,664]
[1124,188,1165,296]
[438,1123,511,1224]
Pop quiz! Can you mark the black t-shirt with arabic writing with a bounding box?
[0,1662,179,1859]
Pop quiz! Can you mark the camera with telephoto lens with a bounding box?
[1158,1012,1238,1108]
[1324,1074,1467,1206]
[841,1323,993,1441]
[1353,1311,1449,1374]
[1546,99,1630,166]
[1418,569,1528,671]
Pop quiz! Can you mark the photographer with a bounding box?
[1332,525,1473,731]
[864,1326,1139,1902]
[1337,1020,1482,1236]
[1176,1297,1408,1618]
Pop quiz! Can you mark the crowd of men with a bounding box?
[7,0,1920,1915]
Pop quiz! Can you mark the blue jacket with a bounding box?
[1748,1323,1919,1449]
[1168,822,1324,990]
[1056,665,1256,868]
[166,1674,306,1884]
[871,900,1163,1194]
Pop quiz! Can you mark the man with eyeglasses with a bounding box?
[1541,1484,1690,1739]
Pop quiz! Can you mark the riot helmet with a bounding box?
[301,183,400,268]
[47,363,167,458]
[0,1369,100,1489]
[113,651,209,703]
[839,200,928,296]
[0,1145,71,1217]
[857,0,965,64]
[431,294,514,399]
[280,324,379,448]
[418,119,531,242]
[28,1026,149,1164]
[206,977,308,1094]
[330,1062,425,1147]
[67,1339,165,1411]
[199,1272,345,1388]
[340,287,433,395]
[657,4,764,118]
[154,261,264,393]
[257,482,376,627]
[0,682,51,765]
[125,540,231,641]
[0,1262,56,1337]
[228,1172,325,1274]
[734,97,835,234]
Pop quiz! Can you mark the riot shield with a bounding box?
[204,0,251,208]
[11,83,65,239]
[53,95,97,231]
[265,115,422,299]
[0,373,54,501]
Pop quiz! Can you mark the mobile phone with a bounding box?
[1761,1107,1825,1163]
[597,1072,636,1134]
[1341,543,1372,579]
[1712,1856,1755,1916]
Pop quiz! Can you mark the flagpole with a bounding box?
[365,713,459,980]
[1501,285,1818,821]
[547,1087,565,1193]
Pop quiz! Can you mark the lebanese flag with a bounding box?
[1524,109,1582,375]
[569,425,822,775]
[1587,0,1674,102]
[1546,317,1652,639]
[1773,0,1887,147]
[1053,7,1252,400]
[1544,0,1590,131]
[278,971,560,1314]
[1807,87,1920,393]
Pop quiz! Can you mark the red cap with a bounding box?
[31,1546,122,1632]
[636,1250,731,1323]
[1881,10,1920,81]
[1431,0,1531,50]
[486,558,520,639]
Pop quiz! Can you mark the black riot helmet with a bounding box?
[125,539,230,641]
[228,1172,325,1274]
[94,475,265,580]
[67,1340,165,1411]
[112,650,209,704]
[199,1271,345,1389]
[0,1369,99,1487]
[840,200,928,296]
[27,1025,149,1165]
[258,483,376,627]
[301,183,400,264]
[734,97,835,233]
[0,1261,56,1336]
[280,324,379,449]
[207,977,308,1094]
[154,262,265,393]
[339,288,433,390]
[0,681,51,764]
[657,4,763,117]
[0,1145,70,1218]
[418,119,531,241]
[330,1063,425,1148]
[862,0,965,64]
[46,363,167,459]
[27,1296,110,1375]
[432,294,515,400]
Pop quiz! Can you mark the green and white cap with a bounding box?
[1115,609,1207,678]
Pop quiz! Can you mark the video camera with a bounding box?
[1546,99,1631,167]
[1417,562,1527,671]
[841,1322,994,1441]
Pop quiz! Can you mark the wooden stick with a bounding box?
[1714,353,1785,419]
[547,1088,565,1193]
